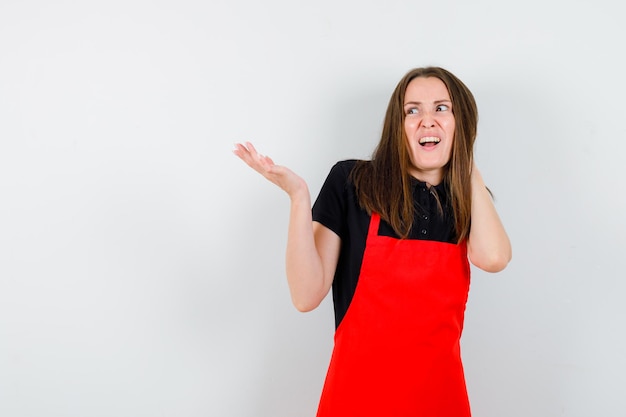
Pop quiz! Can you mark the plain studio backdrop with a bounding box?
[1,0,624,416]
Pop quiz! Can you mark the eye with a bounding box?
[436,104,450,112]
[405,107,418,115]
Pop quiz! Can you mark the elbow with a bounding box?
[292,299,320,313]
[479,257,510,273]
[291,294,323,313]
[293,303,316,313]
[287,275,331,312]
[471,250,512,273]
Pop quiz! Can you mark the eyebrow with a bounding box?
[403,99,452,106]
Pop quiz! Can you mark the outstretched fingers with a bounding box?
[233,142,307,197]
[233,142,274,174]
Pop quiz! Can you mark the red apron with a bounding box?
[316,213,471,417]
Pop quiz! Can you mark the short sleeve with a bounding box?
[312,160,357,240]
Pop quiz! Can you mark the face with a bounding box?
[403,76,455,185]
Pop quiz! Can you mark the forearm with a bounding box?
[285,189,334,312]
[467,169,512,272]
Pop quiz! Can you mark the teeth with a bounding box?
[419,136,441,144]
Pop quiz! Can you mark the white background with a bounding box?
[1,1,625,416]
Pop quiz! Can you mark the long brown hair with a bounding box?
[350,67,478,243]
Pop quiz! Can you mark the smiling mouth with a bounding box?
[419,136,440,147]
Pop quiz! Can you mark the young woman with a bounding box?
[233,67,511,416]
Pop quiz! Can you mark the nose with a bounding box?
[420,111,436,128]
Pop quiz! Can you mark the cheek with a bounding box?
[445,119,456,138]
[405,118,418,133]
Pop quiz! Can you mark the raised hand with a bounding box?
[467,162,512,272]
[233,142,308,199]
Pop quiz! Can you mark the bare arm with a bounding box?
[233,142,340,311]
[467,165,512,272]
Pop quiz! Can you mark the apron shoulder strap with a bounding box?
[367,213,381,238]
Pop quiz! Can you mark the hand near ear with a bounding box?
[467,163,512,272]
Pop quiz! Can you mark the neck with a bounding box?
[409,168,443,186]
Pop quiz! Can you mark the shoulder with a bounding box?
[329,159,359,175]
[314,160,365,213]
[326,159,368,183]
[313,160,370,243]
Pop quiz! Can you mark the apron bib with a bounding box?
[316,213,471,417]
